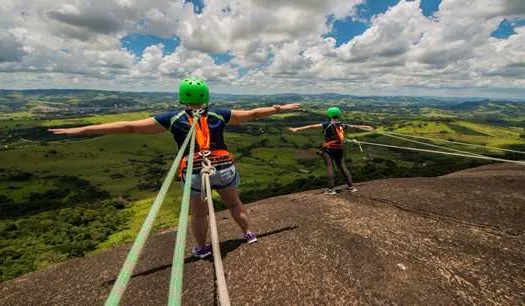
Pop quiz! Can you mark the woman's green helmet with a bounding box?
[178,77,209,105]
[327,107,342,118]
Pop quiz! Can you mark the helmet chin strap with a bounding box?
[185,104,210,116]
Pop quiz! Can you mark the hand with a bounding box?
[279,103,301,111]
[288,127,298,134]
[48,127,85,135]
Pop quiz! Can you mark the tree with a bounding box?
[0,194,14,212]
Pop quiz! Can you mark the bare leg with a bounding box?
[320,151,335,189]
[334,154,353,187]
[217,187,250,234]
[190,196,209,247]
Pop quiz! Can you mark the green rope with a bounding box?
[168,120,198,306]
[105,121,197,306]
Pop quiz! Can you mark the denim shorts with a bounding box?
[181,164,240,198]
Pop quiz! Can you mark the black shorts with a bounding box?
[317,148,343,160]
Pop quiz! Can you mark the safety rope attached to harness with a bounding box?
[200,156,231,306]
[105,118,199,306]
[168,123,198,306]
[171,109,232,306]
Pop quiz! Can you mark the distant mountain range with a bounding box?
[1,89,522,104]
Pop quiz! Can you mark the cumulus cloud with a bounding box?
[46,10,121,36]
[0,0,525,97]
[177,0,363,64]
[504,0,525,15]
[337,1,429,63]
[158,46,238,83]
[0,31,25,63]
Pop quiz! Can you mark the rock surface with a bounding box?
[1,163,525,305]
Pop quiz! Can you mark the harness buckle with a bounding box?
[198,150,211,157]
[194,107,207,116]
[200,154,216,202]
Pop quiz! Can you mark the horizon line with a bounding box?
[2,87,524,102]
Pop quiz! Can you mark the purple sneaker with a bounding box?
[243,231,258,244]
[192,244,212,258]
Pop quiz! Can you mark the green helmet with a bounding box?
[178,77,209,105]
[327,107,342,118]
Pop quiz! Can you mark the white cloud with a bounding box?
[177,0,363,65]
[0,0,525,98]
[338,1,429,63]
[158,46,238,82]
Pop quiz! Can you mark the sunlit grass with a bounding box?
[41,111,154,127]
[92,192,181,253]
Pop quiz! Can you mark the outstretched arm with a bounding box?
[345,124,374,131]
[48,118,166,136]
[229,103,301,125]
[288,124,322,134]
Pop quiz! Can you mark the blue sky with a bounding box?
[492,18,525,39]
[121,34,179,56]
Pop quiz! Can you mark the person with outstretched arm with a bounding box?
[49,77,301,258]
[289,107,373,195]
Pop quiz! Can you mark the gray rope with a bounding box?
[201,156,231,306]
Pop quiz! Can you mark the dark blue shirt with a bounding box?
[322,120,346,142]
[154,108,232,154]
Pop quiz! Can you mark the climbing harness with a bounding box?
[179,150,234,176]
[178,109,235,177]
[323,122,346,149]
[106,109,231,306]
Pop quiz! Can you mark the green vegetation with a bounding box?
[1,90,524,281]
[94,194,181,252]
[41,112,155,127]
[386,119,525,148]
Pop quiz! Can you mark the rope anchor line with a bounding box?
[168,124,198,306]
[105,120,198,306]
[106,110,231,306]
[348,138,525,166]
[383,130,525,155]
[201,156,231,306]
[347,126,525,166]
